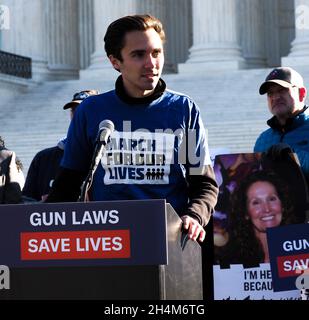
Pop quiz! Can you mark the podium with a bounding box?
[0,200,202,300]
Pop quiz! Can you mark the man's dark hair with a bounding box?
[104,14,165,61]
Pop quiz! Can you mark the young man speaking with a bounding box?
[46,15,218,243]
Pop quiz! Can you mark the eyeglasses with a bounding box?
[73,90,99,101]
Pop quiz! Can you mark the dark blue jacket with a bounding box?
[254,107,309,181]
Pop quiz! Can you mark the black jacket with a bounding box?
[0,146,24,204]
[23,145,64,201]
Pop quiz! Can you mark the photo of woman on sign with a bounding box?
[213,152,307,268]
[218,170,297,267]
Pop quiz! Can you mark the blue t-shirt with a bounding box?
[61,89,211,215]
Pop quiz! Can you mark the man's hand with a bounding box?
[266,143,293,161]
[181,215,206,243]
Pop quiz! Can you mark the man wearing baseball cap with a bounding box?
[23,90,99,201]
[63,90,99,118]
[254,67,309,184]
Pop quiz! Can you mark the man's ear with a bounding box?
[299,87,307,102]
[109,55,121,72]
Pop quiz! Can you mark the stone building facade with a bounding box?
[0,0,309,81]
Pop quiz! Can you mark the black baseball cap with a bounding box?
[259,67,304,95]
[63,89,99,109]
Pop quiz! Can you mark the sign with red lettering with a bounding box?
[267,223,309,291]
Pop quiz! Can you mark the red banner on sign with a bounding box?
[20,230,131,260]
[277,253,309,278]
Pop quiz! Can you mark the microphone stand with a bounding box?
[77,119,114,202]
[78,140,108,202]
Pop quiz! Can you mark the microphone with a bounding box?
[93,119,115,167]
[97,119,115,145]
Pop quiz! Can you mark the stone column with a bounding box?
[0,0,22,54]
[179,0,244,73]
[46,0,79,80]
[0,0,11,49]
[282,0,309,67]
[238,0,266,68]
[78,0,95,70]
[83,0,170,77]
[165,0,193,72]
[87,0,137,72]
[28,0,50,81]
[263,0,281,67]
[135,0,174,72]
[0,0,50,81]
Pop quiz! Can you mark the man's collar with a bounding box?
[267,105,308,131]
[115,76,166,105]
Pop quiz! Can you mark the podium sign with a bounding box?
[0,202,203,299]
[0,199,167,267]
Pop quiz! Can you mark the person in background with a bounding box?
[0,136,24,204]
[254,67,309,186]
[46,14,218,242]
[22,90,99,201]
